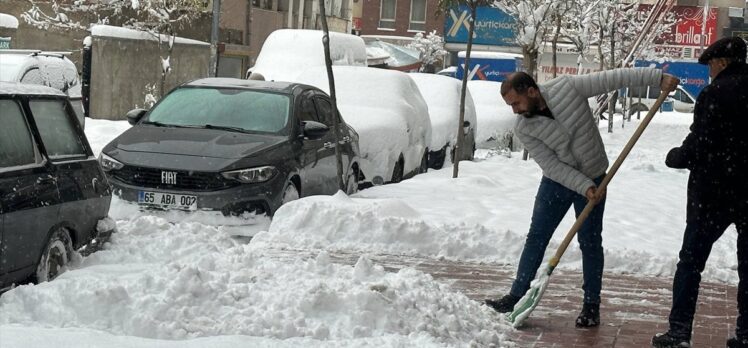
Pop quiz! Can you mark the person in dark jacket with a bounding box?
[652,36,748,348]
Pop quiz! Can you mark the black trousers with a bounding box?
[668,188,748,339]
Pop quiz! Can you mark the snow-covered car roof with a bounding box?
[0,81,66,96]
[409,73,477,150]
[185,78,308,94]
[0,51,82,98]
[467,80,517,144]
[250,29,367,82]
[296,66,431,182]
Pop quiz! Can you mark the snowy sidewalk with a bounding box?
[320,251,738,347]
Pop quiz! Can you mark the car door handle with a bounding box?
[37,175,56,184]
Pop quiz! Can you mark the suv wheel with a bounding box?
[281,182,300,205]
[35,227,74,283]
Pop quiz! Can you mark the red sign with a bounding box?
[640,5,718,47]
[352,17,362,30]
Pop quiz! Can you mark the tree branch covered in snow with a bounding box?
[408,31,448,73]
[492,0,557,77]
[22,0,206,36]
[560,0,600,68]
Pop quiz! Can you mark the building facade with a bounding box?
[355,0,444,37]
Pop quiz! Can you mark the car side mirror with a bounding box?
[302,121,329,140]
[126,108,148,125]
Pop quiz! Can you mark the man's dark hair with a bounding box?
[500,72,538,96]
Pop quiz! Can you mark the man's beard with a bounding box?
[520,98,539,118]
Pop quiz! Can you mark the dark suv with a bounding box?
[100,78,360,216]
[0,82,114,290]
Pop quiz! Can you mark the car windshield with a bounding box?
[144,87,291,134]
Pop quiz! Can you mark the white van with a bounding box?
[0,50,84,127]
[627,85,697,115]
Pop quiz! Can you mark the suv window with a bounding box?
[29,99,86,159]
[299,96,318,123]
[0,99,40,168]
[314,97,333,126]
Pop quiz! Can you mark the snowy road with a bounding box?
[0,112,739,347]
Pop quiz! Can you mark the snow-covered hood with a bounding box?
[106,125,288,160]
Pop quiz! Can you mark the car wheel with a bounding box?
[281,182,300,205]
[419,150,428,174]
[34,227,74,283]
[391,157,404,183]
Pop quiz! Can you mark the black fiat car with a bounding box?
[0,82,114,290]
[100,78,360,216]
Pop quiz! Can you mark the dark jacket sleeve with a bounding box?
[664,84,718,170]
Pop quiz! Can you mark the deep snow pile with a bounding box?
[0,216,510,347]
[256,112,738,284]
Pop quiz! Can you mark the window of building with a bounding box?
[409,0,426,32]
[379,0,396,30]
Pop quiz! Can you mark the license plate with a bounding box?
[137,191,197,210]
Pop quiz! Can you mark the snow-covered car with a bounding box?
[409,73,477,168]
[0,50,84,127]
[100,78,360,216]
[0,82,114,291]
[248,29,367,82]
[296,66,432,185]
[467,80,518,150]
[436,66,457,78]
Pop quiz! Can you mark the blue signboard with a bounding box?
[456,56,520,82]
[635,60,709,97]
[444,6,517,46]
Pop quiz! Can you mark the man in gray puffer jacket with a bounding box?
[484,69,678,327]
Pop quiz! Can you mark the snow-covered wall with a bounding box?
[89,25,211,120]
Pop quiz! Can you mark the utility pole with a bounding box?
[210,0,221,77]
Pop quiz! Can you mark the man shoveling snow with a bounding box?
[484,69,678,328]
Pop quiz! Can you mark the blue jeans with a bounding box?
[510,175,606,304]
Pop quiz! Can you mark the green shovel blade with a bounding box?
[507,266,553,327]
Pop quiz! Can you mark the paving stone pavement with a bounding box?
[323,252,738,348]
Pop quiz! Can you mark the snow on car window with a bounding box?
[145,87,291,134]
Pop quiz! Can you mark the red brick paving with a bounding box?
[326,252,738,347]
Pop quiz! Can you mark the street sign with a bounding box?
[444,6,517,46]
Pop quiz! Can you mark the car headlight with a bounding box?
[99,153,124,171]
[221,166,277,183]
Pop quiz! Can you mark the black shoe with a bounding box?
[484,294,521,313]
[728,336,748,348]
[575,303,600,328]
[651,332,691,348]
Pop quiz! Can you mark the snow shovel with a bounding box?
[506,90,670,328]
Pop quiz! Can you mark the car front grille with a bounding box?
[111,165,238,191]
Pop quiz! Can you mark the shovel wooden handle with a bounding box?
[548,90,670,268]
